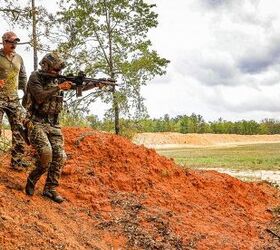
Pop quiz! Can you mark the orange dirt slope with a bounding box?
[0,127,279,249]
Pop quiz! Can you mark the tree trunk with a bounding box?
[106,10,120,135]
[31,0,38,70]
[112,86,120,134]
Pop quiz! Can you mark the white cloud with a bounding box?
[146,0,280,121]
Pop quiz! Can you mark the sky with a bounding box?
[2,0,280,122]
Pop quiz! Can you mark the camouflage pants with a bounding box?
[28,122,66,190]
[0,97,25,162]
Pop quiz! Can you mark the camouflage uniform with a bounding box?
[0,48,27,167]
[24,70,66,200]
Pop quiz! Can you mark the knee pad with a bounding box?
[40,147,52,166]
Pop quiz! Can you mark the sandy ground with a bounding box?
[133,132,280,185]
[133,132,280,148]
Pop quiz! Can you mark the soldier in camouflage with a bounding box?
[24,52,72,203]
[0,31,27,170]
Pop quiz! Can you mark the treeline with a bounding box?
[85,113,280,136]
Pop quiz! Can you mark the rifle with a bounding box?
[40,71,117,97]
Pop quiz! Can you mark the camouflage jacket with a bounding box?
[0,49,27,99]
[23,71,63,124]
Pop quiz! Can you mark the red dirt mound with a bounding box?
[0,127,279,249]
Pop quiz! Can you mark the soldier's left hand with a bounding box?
[58,81,72,90]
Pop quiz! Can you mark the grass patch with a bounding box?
[156,143,280,171]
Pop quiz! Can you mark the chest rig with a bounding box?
[32,75,64,125]
[41,77,63,114]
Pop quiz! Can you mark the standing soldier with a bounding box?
[0,31,27,170]
[24,52,72,203]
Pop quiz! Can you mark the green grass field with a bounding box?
[156,143,280,171]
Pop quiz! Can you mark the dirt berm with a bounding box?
[0,127,279,249]
[133,132,280,148]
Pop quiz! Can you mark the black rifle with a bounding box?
[41,71,117,97]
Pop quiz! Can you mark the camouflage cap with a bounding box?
[39,52,66,70]
[2,31,20,42]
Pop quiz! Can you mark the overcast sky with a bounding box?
[2,0,280,121]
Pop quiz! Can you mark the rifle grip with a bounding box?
[76,86,82,97]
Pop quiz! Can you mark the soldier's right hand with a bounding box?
[58,81,72,90]
[0,79,5,88]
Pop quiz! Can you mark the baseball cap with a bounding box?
[2,31,20,42]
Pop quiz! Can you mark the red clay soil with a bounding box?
[0,127,279,250]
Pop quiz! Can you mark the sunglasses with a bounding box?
[5,40,18,45]
[50,68,61,73]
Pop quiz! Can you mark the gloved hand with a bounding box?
[58,81,72,90]
[23,119,34,130]
[0,79,5,88]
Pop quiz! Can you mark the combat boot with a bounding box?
[43,189,64,203]
[25,178,36,196]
